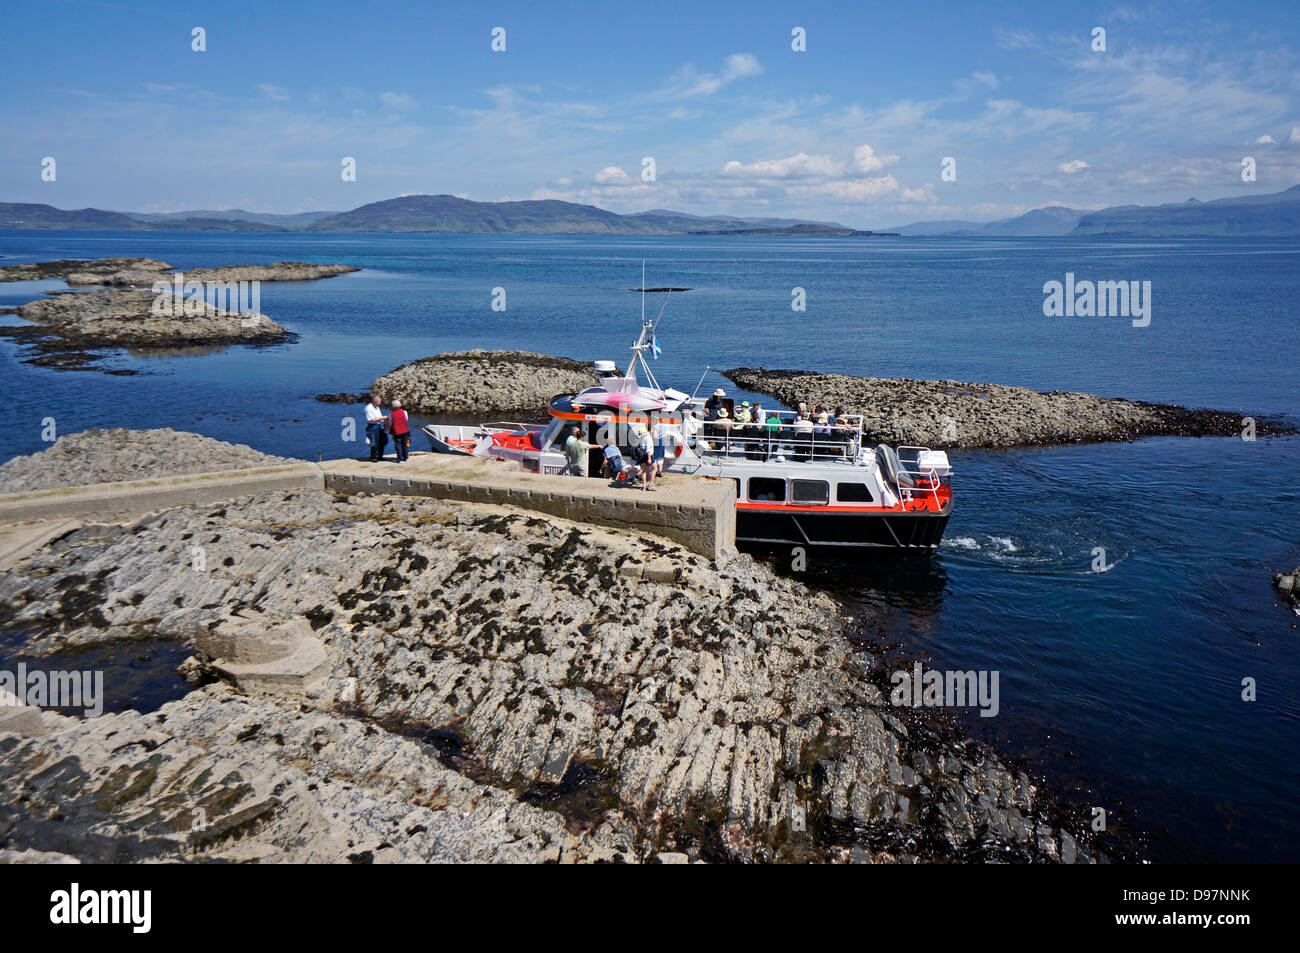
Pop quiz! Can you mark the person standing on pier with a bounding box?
[564,425,590,477]
[390,400,411,463]
[365,396,388,462]
[634,424,657,491]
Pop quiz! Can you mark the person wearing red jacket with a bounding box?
[389,400,411,462]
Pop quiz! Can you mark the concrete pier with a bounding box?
[0,452,736,562]
[322,453,736,560]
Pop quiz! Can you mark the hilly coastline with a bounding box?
[6,184,1297,237]
[891,185,1300,237]
[0,196,856,236]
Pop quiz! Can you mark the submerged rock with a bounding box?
[723,367,1291,449]
[0,428,294,492]
[370,350,601,416]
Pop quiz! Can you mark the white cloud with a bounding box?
[721,152,843,178]
[851,144,900,173]
[790,175,901,202]
[899,185,937,203]
[1058,159,1090,174]
[722,144,898,180]
[379,92,416,111]
[1289,125,1300,146]
[649,53,763,100]
[1256,134,1276,144]
[257,84,289,102]
[594,166,633,185]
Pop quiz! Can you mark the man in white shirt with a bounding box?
[634,425,657,491]
[365,396,389,461]
[652,417,677,476]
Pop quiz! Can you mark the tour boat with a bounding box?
[424,287,952,552]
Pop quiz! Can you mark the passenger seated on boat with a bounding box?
[734,401,752,426]
[753,403,766,426]
[704,388,727,419]
[793,414,814,434]
[813,410,831,435]
[709,405,732,434]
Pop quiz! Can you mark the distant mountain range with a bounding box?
[0,195,856,236]
[2,184,1298,237]
[890,185,1300,237]
[889,205,1088,237]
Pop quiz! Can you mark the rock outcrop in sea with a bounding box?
[368,350,601,416]
[0,257,171,284]
[0,257,359,370]
[5,288,288,371]
[723,367,1287,449]
[0,433,1109,863]
[1274,568,1300,614]
[0,257,358,288]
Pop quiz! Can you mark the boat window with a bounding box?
[791,480,830,505]
[730,478,741,501]
[835,482,874,503]
[748,477,786,502]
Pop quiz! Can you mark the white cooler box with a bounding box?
[914,450,952,478]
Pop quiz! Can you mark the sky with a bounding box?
[2,0,1299,228]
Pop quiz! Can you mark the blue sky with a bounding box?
[2,0,1299,227]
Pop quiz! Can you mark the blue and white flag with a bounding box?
[651,335,662,358]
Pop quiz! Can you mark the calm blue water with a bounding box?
[1,230,1297,862]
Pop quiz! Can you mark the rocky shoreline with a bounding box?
[335,350,603,416]
[0,257,357,371]
[723,367,1291,449]
[0,432,1112,863]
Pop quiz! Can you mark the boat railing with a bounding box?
[893,445,947,509]
[483,421,542,432]
[694,408,864,464]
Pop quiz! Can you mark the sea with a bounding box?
[1,230,1297,862]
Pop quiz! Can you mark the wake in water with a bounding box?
[940,532,1128,576]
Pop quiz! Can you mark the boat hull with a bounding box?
[735,506,951,551]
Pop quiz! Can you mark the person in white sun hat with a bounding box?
[704,387,726,420]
